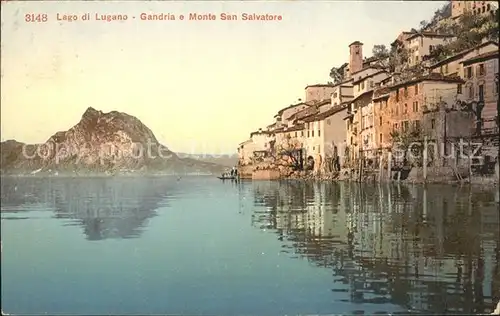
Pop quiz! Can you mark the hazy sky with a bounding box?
[1,0,446,154]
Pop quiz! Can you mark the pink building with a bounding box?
[459,50,499,133]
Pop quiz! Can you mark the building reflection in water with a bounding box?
[246,180,500,314]
[1,177,174,240]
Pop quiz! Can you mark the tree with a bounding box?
[388,41,409,73]
[372,44,389,59]
[419,20,429,31]
[272,134,304,171]
[429,11,498,63]
[329,67,343,84]
[390,124,423,166]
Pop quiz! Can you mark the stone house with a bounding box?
[428,41,498,77]
[301,102,350,172]
[274,102,310,128]
[237,139,253,166]
[304,84,336,103]
[372,87,391,151]
[451,0,499,19]
[344,91,375,164]
[421,107,476,166]
[384,73,465,163]
[404,32,456,67]
[330,80,354,107]
[459,50,499,132]
[352,67,389,97]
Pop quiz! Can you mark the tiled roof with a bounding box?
[429,41,499,69]
[276,102,307,116]
[349,41,363,46]
[349,90,375,104]
[250,130,273,137]
[273,124,305,134]
[373,87,391,100]
[405,31,455,41]
[352,70,388,85]
[460,50,499,65]
[302,102,350,123]
[350,65,386,76]
[305,83,335,89]
[388,73,464,90]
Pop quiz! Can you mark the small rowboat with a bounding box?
[217,176,237,180]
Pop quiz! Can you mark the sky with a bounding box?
[1,0,447,154]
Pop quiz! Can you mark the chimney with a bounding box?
[349,41,364,75]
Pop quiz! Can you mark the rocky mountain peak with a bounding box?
[1,107,225,175]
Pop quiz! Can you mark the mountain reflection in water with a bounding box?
[0,177,174,240]
[244,180,500,315]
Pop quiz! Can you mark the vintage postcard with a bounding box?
[1,0,499,315]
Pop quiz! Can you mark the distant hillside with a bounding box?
[176,153,238,168]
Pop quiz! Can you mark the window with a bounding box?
[313,146,315,151]
[457,84,462,94]
[487,3,491,11]
[326,119,331,125]
[496,74,499,94]
[444,64,449,73]
[403,121,409,131]
[369,80,374,88]
[413,120,421,130]
[317,145,320,153]
[307,131,310,137]
[479,84,484,101]
[415,84,419,95]
[379,133,382,143]
[469,85,474,99]
[318,130,321,137]
[350,137,353,144]
[393,123,398,131]
[295,132,297,137]
[413,101,419,112]
[361,81,365,89]
[301,131,304,137]
[404,87,408,97]
[431,119,435,129]
[379,116,382,126]
[396,90,400,101]
[478,64,485,76]
[311,130,314,137]
[404,103,408,113]
[466,66,473,79]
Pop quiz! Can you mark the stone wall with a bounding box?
[238,165,253,179]
[252,169,281,180]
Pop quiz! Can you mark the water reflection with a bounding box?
[1,177,174,240]
[248,181,500,314]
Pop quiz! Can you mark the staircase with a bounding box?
[450,164,463,181]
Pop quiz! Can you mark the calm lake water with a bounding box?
[1,176,499,315]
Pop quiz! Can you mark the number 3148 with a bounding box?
[25,14,48,22]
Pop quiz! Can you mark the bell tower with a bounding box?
[349,41,363,75]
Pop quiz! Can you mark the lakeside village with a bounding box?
[237,0,500,184]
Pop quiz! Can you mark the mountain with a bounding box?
[176,153,238,168]
[0,107,225,175]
